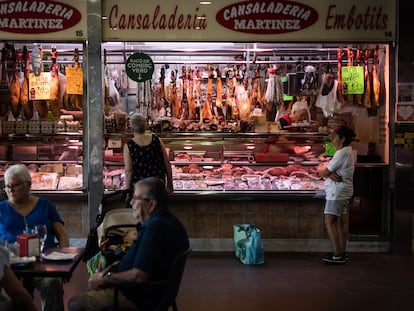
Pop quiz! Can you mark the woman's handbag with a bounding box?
[233,224,264,265]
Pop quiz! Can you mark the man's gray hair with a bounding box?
[136,177,169,208]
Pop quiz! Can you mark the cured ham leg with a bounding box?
[354,47,363,106]
[169,70,180,118]
[336,47,344,105]
[214,67,224,120]
[202,66,214,121]
[187,68,198,120]
[159,67,171,117]
[371,47,380,107]
[344,46,354,105]
[363,49,372,108]
[69,48,82,111]
[49,46,61,117]
[10,62,21,118]
[20,46,33,120]
[34,100,49,119]
[179,66,189,120]
[0,48,10,117]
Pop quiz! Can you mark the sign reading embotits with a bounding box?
[125,53,154,83]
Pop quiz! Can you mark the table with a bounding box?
[12,247,85,279]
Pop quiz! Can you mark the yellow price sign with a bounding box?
[66,67,83,95]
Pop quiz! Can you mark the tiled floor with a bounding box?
[34,252,414,311]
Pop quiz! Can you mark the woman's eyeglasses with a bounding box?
[3,182,26,191]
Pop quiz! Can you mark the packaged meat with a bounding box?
[58,176,82,190]
[30,172,59,190]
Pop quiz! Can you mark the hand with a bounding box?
[88,271,105,290]
[329,173,343,182]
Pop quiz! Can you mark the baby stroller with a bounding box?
[83,191,139,273]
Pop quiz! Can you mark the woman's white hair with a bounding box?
[5,164,32,183]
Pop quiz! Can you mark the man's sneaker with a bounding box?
[322,252,346,264]
[326,251,349,261]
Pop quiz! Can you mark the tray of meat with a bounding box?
[255,153,289,163]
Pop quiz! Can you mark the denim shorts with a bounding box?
[324,200,349,217]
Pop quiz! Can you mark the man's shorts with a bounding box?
[77,287,137,311]
[324,199,349,217]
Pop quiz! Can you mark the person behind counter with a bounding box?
[278,100,310,130]
[67,177,190,311]
[0,164,69,311]
[124,113,173,201]
[320,126,356,264]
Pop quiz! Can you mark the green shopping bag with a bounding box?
[233,224,264,265]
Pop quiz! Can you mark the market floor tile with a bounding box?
[33,252,414,311]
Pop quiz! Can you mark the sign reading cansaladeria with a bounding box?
[102,0,396,42]
[0,0,87,40]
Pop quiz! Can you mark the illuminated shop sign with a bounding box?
[0,0,86,40]
[216,0,318,34]
[102,0,396,41]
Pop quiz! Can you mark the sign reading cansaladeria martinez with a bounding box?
[102,0,396,42]
[0,0,87,40]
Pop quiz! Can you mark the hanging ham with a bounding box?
[363,49,372,108]
[202,66,214,121]
[49,46,61,117]
[20,46,33,120]
[371,47,380,107]
[10,57,21,118]
[179,66,189,120]
[0,47,10,117]
[187,68,198,121]
[336,47,345,105]
[69,48,82,111]
[30,45,48,119]
[344,46,354,106]
[354,47,363,106]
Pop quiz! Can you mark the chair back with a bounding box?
[156,247,192,311]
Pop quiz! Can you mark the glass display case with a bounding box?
[0,132,83,191]
[103,131,329,193]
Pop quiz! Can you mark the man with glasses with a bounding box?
[68,177,189,311]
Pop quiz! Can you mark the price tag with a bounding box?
[29,72,51,100]
[341,66,364,95]
[66,67,83,95]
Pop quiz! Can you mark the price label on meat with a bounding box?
[66,67,83,95]
[29,72,51,100]
[341,66,364,95]
[125,53,154,82]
